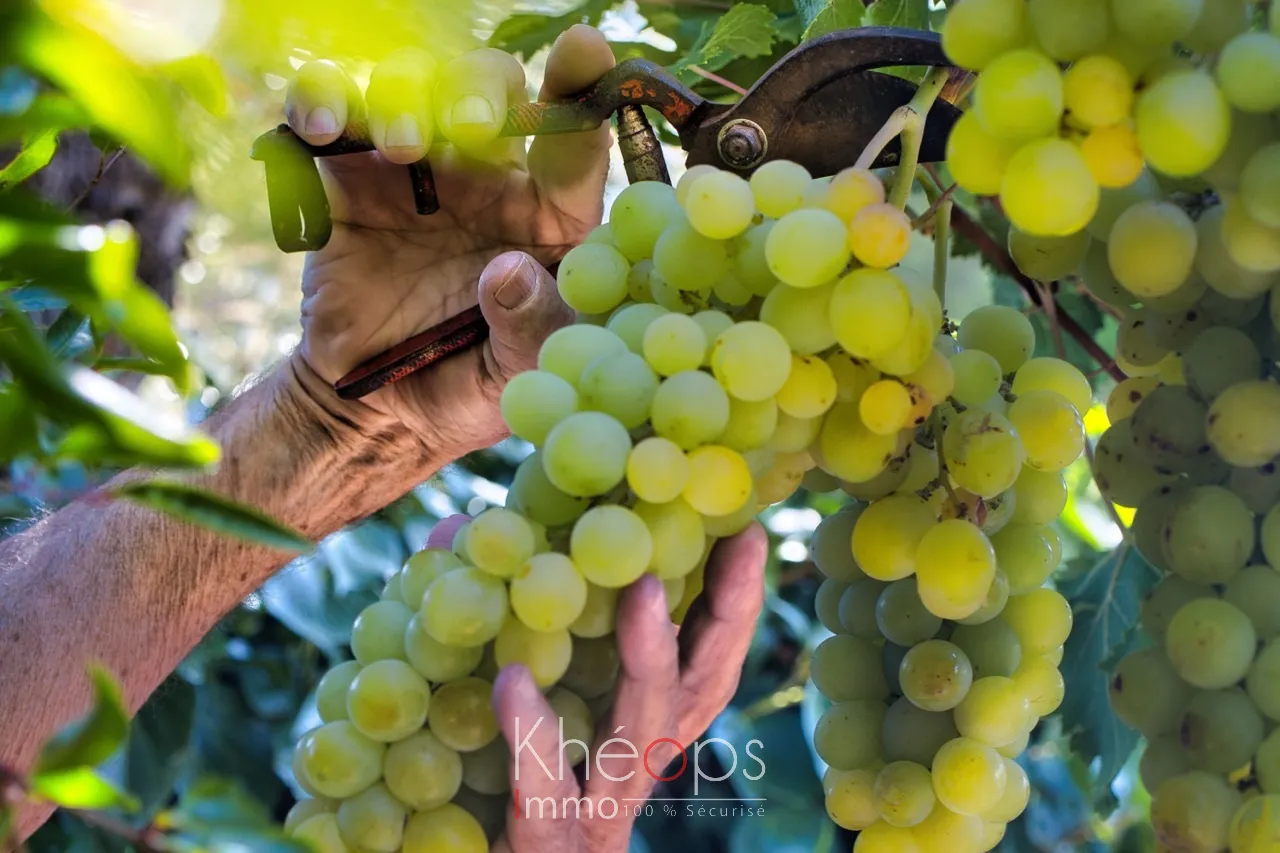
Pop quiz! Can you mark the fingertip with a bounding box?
[287,60,353,145]
[365,48,437,164]
[542,25,616,99]
[435,49,524,150]
[492,663,548,725]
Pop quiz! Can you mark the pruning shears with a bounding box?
[251,26,965,401]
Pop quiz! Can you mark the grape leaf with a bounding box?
[112,480,313,553]
[0,129,57,191]
[800,0,864,41]
[28,767,139,811]
[685,4,779,72]
[1058,545,1160,804]
[489,0,616,60]
[864,0,931,29]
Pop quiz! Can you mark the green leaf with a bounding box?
[172,777,274,831]
[37,667,129,774]
[126,677,196,816]
[0,129,58,190]
[0,808,10,850]
[0,93,90,142]
[28,767,139,812]
[687,4,779,72]
[111,480,313,553]
[159,54,228,117]
[489,0,616,60]
[0,383,39,458]
[45,307,91,358]
[799,0,864,40]
[864,0,931,29]
[1058,546,1161,802]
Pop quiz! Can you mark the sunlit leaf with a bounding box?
[0,128,58,190]
[489,0,616,60]
[112,480,313,553]
[0,93,89,141]
[36,667,129,774]
[682,4,779,72]
[29,766,139,811]
[797,0,863,40]
[864,0,931,29]
[158,54,228,117]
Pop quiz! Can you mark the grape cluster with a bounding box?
[810,327,1087,851]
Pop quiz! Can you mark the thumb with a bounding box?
[479,251,574,382]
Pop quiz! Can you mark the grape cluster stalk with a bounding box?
[940,0,1280,849]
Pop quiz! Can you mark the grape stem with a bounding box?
[687,65,747,96]
[852,66,951,209]
[945,201,1126,382]
[933,197,952,308]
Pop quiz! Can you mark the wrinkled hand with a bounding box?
[284,27,615,459]
[424,517,768,852]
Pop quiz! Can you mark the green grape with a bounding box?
[765,208,851,289]
[578,350,659,430]
[404,614,483,683]
[972,49,1063,141]
[316,661,362,723]
[750,160,812,219]
[950,620,1022,679]
[1166,597,1256,689]
[816,579,851,633]
[650,370,731,450]
[1200,204,1280,293]
[876,579,943,646]
[1184,326,1261,401]
[945,109,1020,196]
[840,579,889,638]
[1178,687,1263,773]
[1265,506,1280,575]
[402,804,487,853]
[825,767,880,830]
[719,397,779,453]
[285,799,335,835]
[352,601,412,665]
[810,506,865,582]
[1114,310,1170,370]
[811,633,889,701]
[626,259,658,303]
[570,583,620,639]
[978,761,1028,829]
[1161,486,1254,585]
[634,498,706,579]
[942,411,1026,501]
[1134,486,1184,569]
[1140,734,1191,793]
[464,508,534,579]
[1135,70,1231,178]
[1228,793,1280,851]
[991,524,1057,595]
[610,181,684,262]
[958,307,1035,376]
[777,355,838,419]
[769,410,821,453]
[642,313,707,378]
[336,782,406,853]
[536,324,627,386]
[830,268,912,359]
[1143,304,1211,353]
[701,483,759,536]
[1231,461,1280,516]
[1249,639,1280,723]
[957,570,1010,627]
[683,445,752,516]
[710,321,793,403]
[508,452,590,529]
[607,302,668,354]
[733,220,780,296]
[1242,143,1280,229]
[804,467,840,493]
[347,659,431,742]
[677,165,720,206]
[460,737,510,795]
[381,572,404,604]
[1107,201,1197,298]
[297,721,386,799]
[1000,589,1071,657]
[1086,168,1162,242]
[851,495,935,582]
[843,455,912,502]
[560,635,619,699]
[900,639,974,712]
[913,802,987,851]
[1012,654,1064,717]
[1012,358,1091,415]
[1217,32,1280,113]
[509,552,587,632]
[542,411,631,498]
[916,520,997,620]
[1185,0,1248,53]
[1093,421,1177,508]
[1141,574,1213,643]
[882,697,960,768]
[1208,380,1280,466]
[422,567,508,647]
[1106,376,1160,424]
[856,821,922,853]
[556,242,630,315]
[292,813,346,853]
[882,643,910,696]
[1009,227,1091,283]
[814,700,886,770]
[1112,0,1202,43]
[1259,730,1280,794]
[570,506,652,588]
[684,170,755,240]
[1111,648,1198,732]
[1007,390,1084,472]
[940,0,1027,70]
[931,737,1008,816]
[654,218,729,293]
[386,732,464,809]
[691,311,733,363]
[1062,52,1133,128]
[428,677,497,753]
[818,402,899,484]
[1150,771,1242,853]
[873,761,936,828]
[1144,269,1207,314]
[953,676,1031,748]
[949,350,1003,408]
[1080,239,1138,308]
[1001,139,1098,238]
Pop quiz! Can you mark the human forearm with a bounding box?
[0,354,440,832]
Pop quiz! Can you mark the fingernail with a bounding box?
[304,105,339,137]
[384,113,423,150]
[494,256,534,310]
[452,94,496,128]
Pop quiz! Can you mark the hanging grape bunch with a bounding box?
[942,0,1280,849]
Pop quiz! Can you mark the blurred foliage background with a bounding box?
[0,0,1158,850]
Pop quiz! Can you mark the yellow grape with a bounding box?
[931,737,1008,816]
[940,0,1028,70]
[749,160,812,219]
[1012,655,1065,717]
[711,321,794,402]
[1063,54,1134,129]
[626,437,690,504]
[982,759,1030,823]
[873,761,936,828]
[493,617,572,688]
[912,802,987,852]
[818,402,900,483]
[942,410,1027,499]
[1001,138,1099,237]
[973,49,1064,141]
[402,804,486,853]
[860,379,915,436]
[830,269,913,359]
[1006,389,1085,471]
[826,168,887,222]
[826,767,880,830]
[915,520,997,620]
[1134,70,1231,178]
[852,494,937,581]
[952,676,1032,747]
[1001,589,1073,656]
[683,445,752,516]
[776,354,839,419]
[1011,357,1091,414]
[850,203,912,269]
[905,350,956,406]
[946,110,1021,196]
